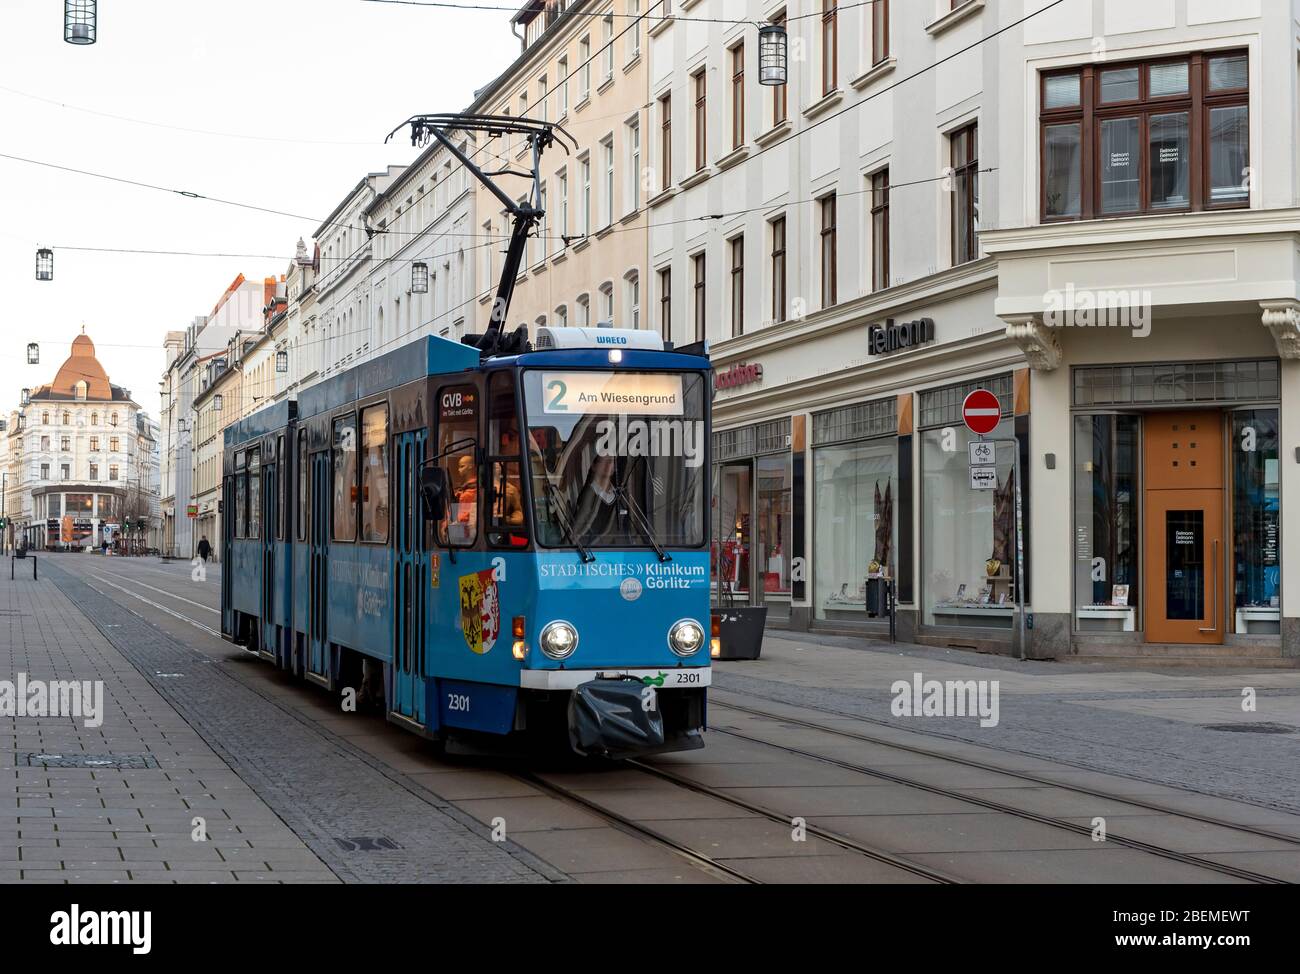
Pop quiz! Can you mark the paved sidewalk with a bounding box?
[1,569,339,883]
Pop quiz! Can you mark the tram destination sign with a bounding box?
[541,372,684,416]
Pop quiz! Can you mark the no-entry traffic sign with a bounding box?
[962,388,1001,436]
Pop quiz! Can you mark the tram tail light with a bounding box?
[710,614,721,658]
[512,616,527,660]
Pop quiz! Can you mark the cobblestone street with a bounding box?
[5,553,1300,885]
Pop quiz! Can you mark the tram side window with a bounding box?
[437,384,479,547]
[297,431,308,541]
[248,448,261,541]
[235,451,247,539]
[276,434,285,541]
[487,371,527,546]
[360,404,390,543]
[333,415,358,541]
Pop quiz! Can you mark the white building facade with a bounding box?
[644,0,1298,661]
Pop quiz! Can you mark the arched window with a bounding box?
[74,380,88,400]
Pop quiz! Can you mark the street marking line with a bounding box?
[94,567,219,614]
[89,573,222,637]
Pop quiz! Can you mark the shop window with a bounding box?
[1232,409,1280,632]
[360,405,389,543]
[1072,415,1140,631]
[920,398,1018,629]
[332,416,357,541]
[814,435,897,622]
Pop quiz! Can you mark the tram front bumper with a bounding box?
[566,677,705,759]
[519,667,711,691]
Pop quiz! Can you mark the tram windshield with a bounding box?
[521,369,707,550]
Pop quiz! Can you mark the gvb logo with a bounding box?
[50,905,151,955]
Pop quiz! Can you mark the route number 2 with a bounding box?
[547,380,568,412]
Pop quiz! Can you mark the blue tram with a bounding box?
[220,327,714,757]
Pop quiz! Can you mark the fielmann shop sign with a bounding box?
[868,316,935,355]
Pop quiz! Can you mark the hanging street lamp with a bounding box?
[35,248,53,281]
[411,261,430,294]
[64,1,97,45]
[758,22,788,87]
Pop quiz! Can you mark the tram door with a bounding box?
[220,475,235,638]
[391,429,429,725]
[261,454,277,658]
[307,449,331,682]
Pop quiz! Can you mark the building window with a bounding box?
[628,0,641,61]
[40,463,49,480]
[576,293,590,326]
[1073,415,1139,630]
[537,181,549,264]
[626,272,640,330]
[820,194,837,307]
[90,412,98,426]
[40,435,49,451]
[580,156,592,234]
[659,93,672,189]
[63,412,70,425]
[601,14,614,82]
[89,463,98,481]
[579,36,591,99]
[950,123,978,265]
[692,253,706,341]
[658,267,672,338]
[110,436,119,452]
[821,0,838,96]
[1040,51,1248,221]
[537,76,548,122]
[90,436,99,451]
[557,169,569,243]
[872,0,889,65]
[60,436,70,452]
[61,464,70,480]
[555,304,568,327]
[693,69,707,172]
[627,116,641,212]
[557,56,569,115]
[731,43,745,150]
[599,282,614,325]
[772,11,788,126]
[870,168,890,290]
[769,216,787,324]
[42,412,49,424]
[601,135,615,227]
[111,413,118,426]
[110,464,118,481]
[730,236,744,337]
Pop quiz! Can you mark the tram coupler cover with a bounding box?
[568,678,665,759]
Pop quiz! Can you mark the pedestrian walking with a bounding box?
[197,535,212,563]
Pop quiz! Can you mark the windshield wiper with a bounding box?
[611,468,671,563]
[545,480,594,563]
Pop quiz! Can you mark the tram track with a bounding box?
[705,697,1295,884]
[517,764,961,885]
[710,692,1300,848]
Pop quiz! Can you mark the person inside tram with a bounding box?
[572,453,619,540]
[493,428,527,527]
[449,453,478,541]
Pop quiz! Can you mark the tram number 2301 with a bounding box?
[446,693,471,712]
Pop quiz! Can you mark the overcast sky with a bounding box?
[0,0,519,421]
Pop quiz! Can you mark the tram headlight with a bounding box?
[539,620,579,659]
[668,619,705,657]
